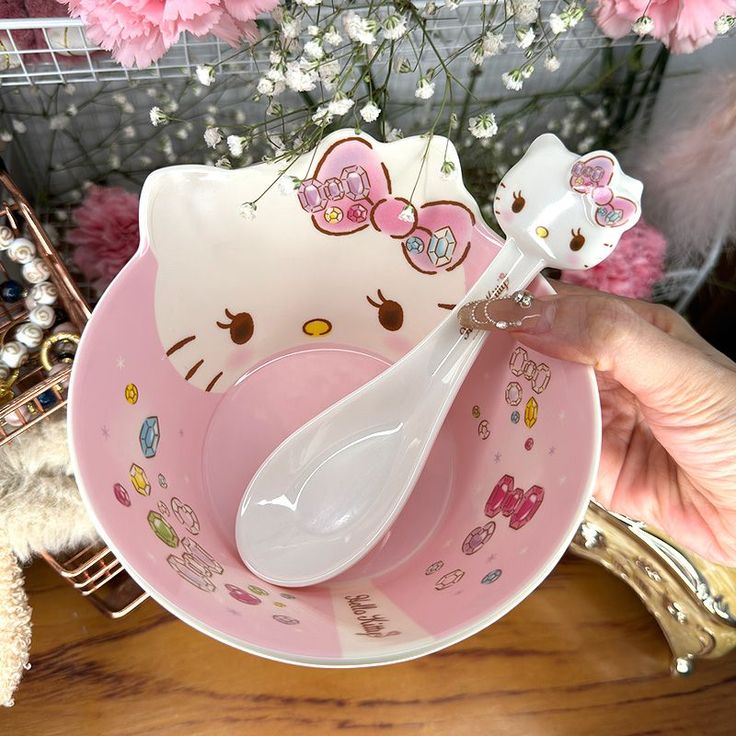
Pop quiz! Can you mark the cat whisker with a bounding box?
[167,334,196,356]
[206,372,223,392]
[185,359,204,381]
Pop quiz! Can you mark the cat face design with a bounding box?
[141,133,487,392]
[493,134,642,271]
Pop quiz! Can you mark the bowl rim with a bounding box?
[68,130,602,666]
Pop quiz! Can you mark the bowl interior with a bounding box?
[69,135,599,666]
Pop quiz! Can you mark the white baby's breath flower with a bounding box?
[203,126,222,149]
[303,39,324,60]
[312,105,334,127]
[440,160,456,180]
[470,42,485,66]
[415,77,435,99]
[511,0,540,24]
[296,0,321,6]
[343,11,377,45]
[382,15,408,40]
[122,125,136,139]
[0,130,12,143]
[578,136,596,153]
[562,4,584,27]
[281,17,301,40]
[66,104,78,117]
[483,31,506,56]
[318,59,340,86]
[632,15,654,35]
[239,202,257,220]
[386,127,403,142]
[307,25,320,36]
[520,63,534,79]
[269,50,283,65]
[257,77,275,95]
[227,135,246,157]
[328,94,354,116]
[502,70,524,91]
[399,204,415,223]
[285,61,318,92]
[49,115,69,131]
[11,119,26,134]
[515,27,535,49]
[715,14,735,34]
[149,106,169,126]
[175,127,189,140]
[215,156,232,169]
[544,55,560,72]
[324,26,343,46]
[424,1,439,15]
[195,64,216,86]
[468,111,498,139]
[549,13,567,34]
[360,100,381,122]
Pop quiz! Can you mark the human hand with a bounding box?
[459,283,736,566]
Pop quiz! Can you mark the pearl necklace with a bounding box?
[1,223,66,391]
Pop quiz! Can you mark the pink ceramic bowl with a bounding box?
[69,131,600,666]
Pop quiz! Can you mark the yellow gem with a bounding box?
[324,206,343,224]
[129,463,151,495]
[524,397,538,429]
[273,601,286,608]
[125,383,139,404]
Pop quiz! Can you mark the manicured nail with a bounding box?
[458,296,556,333]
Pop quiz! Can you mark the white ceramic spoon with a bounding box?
[236,134,643,587]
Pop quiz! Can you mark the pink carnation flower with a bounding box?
[561,219,667,300]
[594,0,736,54]
[68,185,140,295]
[57,0,279,68]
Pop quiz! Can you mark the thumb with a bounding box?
[459,291,714,407]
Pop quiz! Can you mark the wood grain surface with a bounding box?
[3,555,735,736]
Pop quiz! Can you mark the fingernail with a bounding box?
[458,296,556,334]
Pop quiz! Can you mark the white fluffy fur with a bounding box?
[0,412,98,707]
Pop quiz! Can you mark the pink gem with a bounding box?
[225,583,261,605]
[113,483,131,507]
[320,177,344,200]
[347,204,368,223]
[340,165,370,200]
[298,178,327,213]
[525,437,534,451]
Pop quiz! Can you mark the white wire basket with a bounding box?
[0,4,653,88]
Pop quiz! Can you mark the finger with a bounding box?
[459,290,726,410]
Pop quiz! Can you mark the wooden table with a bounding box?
[4,555,736,736]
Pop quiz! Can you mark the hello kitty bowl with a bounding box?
[69,131,600,666]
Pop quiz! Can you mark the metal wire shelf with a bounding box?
[0,7,656,88]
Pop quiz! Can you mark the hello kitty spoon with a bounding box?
[236,133,643,587]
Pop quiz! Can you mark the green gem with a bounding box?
[148,511,179,548]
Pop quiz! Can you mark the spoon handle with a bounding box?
[416,240,545,392]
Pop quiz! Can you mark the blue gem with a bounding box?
[38,390,57,409]
[428,227,456,267]
[511,410,520,424]
[481,569,502,585]
[405,235,424,253]
[139,416,160,458]
[1,280,23,303]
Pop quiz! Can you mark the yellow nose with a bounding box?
[535,226,549,238]
[303,318,332,337]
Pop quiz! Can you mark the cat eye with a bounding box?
[569,228,586,251]
[217,308,254,345]
[511,191,526,213]
[367,290,404,332]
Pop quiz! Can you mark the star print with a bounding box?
[116,356,125,369]
[494,451,502,463]
[101,425,110,439]
[548,446,556,455]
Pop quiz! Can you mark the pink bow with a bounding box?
[296,137,476,273]
[569,155,637,228]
